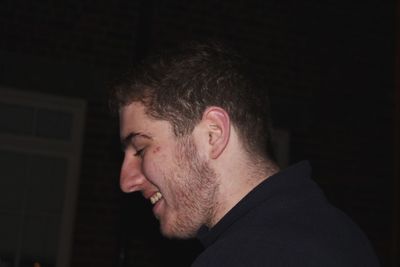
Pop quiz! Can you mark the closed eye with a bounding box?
[134,148,145,158]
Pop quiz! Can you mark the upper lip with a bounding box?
[143,191,159,200]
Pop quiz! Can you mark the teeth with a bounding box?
[150,192,163,205]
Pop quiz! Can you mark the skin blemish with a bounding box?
[153,146,161,154]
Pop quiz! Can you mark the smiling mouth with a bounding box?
[150,192,163,205]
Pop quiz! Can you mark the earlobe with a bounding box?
[203,107,230,159]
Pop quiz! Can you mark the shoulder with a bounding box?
[192,233,300,267]
[192,204,380,267]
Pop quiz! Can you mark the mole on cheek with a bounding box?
[153,146,161,154]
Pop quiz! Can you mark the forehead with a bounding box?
[119,102,172,139]
[119,101,150,127]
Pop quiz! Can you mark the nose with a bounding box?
[120,152,146,193]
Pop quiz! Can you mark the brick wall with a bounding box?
[0,0,395,266]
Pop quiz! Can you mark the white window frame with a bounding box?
[0,88,86,267]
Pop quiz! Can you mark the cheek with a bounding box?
[142,146,171,182]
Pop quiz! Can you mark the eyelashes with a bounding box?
[134,148,145,158]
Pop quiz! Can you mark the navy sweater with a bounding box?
[192,161,380,266]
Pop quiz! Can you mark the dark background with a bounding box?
[0,0,397,266]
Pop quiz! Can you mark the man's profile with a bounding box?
[110,41,380,266]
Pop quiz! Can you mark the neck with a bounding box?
[207,156,279,228]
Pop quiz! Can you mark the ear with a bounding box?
[202,107,231,159]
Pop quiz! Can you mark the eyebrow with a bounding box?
[120,132,151,151]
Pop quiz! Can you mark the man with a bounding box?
[110,41,380,266]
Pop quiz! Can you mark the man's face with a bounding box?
[119,102,218,238]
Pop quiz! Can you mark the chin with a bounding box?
[159,221,198,239]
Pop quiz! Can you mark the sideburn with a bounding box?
[171,136,219,234]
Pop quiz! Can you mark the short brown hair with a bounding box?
[110,41,274,160]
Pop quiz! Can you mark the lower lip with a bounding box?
[152,198,164,217]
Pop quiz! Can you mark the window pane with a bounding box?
[27,154,68,213]
[0,149,28,211]
[0,103,34,135]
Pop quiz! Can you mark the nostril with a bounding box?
[120,170,146,193]
[120,175,136,193]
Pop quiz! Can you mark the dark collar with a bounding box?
[196,160,313,247]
